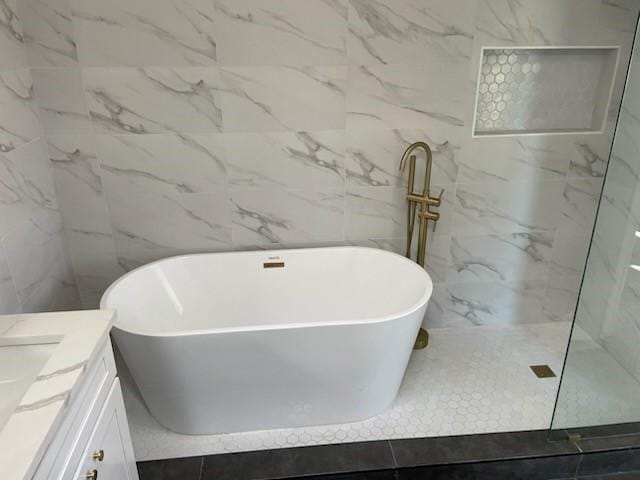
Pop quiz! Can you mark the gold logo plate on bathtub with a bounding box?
[263,261,285,269]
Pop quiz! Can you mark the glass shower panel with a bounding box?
[551,28,640,437]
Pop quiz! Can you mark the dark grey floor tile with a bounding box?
[578,473,640,479]
[396,455,580,480]
[137,456,203,480]
[296,470,397,480]
[390,431,579,468]
[201,441,395,480]
[578,436,640,453]
[577,449,640,477]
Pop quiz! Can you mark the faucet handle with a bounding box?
[432,188,444,233]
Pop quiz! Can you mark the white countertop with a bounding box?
[0,310,115,480]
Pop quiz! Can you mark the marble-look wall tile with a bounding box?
[0,69,41,153]
[347,63,469,130]
[83,67,222,134]
[31,68,91,134]
[2,210,78,311]
[95,133,227,194]
[214,0,347,66]
[0,244,20,313]
[346,183,454,240]
[226,130,344,189]
[64,229,122,308]
[0,138,57,237]
[348,0,475,65]
[603,107,640,189]
[19,0,78,67]
[543,231,591,322]
[71,0,216,66]
[449,231,553,283]
[453,180,564,235]
[47,134,121,307]
[0,0,27,70]
[558,178,603,238]
[349,233,451,285]
[346,126,462,187]
[48,134,110,234]
[475,0,602,47]
[219,66,346,133]
[102,175,231,254]
[231,187,344,245]
[458,136,571,183]
[429,280,545,327]
[567,136,612,179]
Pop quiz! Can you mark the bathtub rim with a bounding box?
[101,246,433,338]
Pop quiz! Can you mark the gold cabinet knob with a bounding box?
[85,470,98,480]
[92,450,104,462]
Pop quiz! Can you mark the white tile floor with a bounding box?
[553,326,640,430]
[123,322,579,461]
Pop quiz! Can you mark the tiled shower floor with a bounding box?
[120,322,640,461]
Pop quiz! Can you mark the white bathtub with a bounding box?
[101,247,433,435]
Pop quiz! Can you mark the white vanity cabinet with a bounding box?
[32,339,139,480]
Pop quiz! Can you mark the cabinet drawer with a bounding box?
[72,379,138,480]
[34,340,117,480]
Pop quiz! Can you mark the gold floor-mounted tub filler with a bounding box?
[399,141,444,350]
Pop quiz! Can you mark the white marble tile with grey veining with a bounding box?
[601,310,640,383]
[346,126,461,187]
[349,233,451,284]
[231,187,344,245]
[475,0,602,47]
[95,133,227,195]
[71,0,216,66]
[31,68,91,134]
[103,175,231,256]
[64,229,123,308]
[0,0,27,70]
[84,67,222,134]
[0,139,57,237]
[348,0,474,65]
[567,137,612,179]
[436,280,545,327]
[1,210,78,312]
[48,135,112,237]
[0,243,20,313]
[543,231,591,322]
[558,178,603,238]
[459,135,572,183]
[347,63,469,131]
[346,183,454,240]
[19,0,78,66]
[600,0,640,35]
[220,66,346,133]
[226,130,344,189]
[214,0,347,66]
[602,109,640,189]
[0,69,41,153]
[453,179,564,235]
[449,231,552,283]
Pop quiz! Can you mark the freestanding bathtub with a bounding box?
[101,247,433,435]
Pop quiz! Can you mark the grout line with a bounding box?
[387,440,399,469]
[574,454,583,478]
[197,456,205,480]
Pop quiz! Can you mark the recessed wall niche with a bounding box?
[472,46,620,137]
